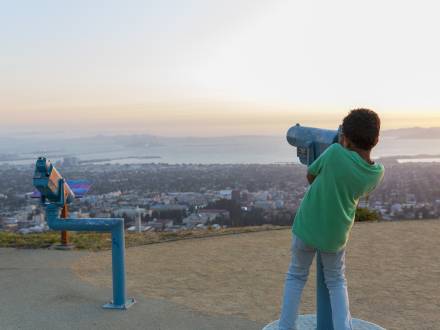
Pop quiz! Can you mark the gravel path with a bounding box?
[74,220,440,330]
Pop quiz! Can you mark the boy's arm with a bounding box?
[306,143,337,184]
[364,166,385,196]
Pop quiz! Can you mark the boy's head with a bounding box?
[341,108,381,151]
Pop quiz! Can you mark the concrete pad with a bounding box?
[0,248,264,330]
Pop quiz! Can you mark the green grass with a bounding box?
[0,231,60,249]
[0,225,287,251]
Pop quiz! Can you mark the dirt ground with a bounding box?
[73,221,440,330]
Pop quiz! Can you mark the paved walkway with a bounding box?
[0,248,264,330]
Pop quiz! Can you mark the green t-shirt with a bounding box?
[293,143,384,252]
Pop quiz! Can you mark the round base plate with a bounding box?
[102,298,136,310]
[263,315,385,330]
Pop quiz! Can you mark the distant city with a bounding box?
[1,154,439,234]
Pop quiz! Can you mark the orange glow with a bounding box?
[2,102,439,136]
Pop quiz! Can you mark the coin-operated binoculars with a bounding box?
[33,157,76,205]
[33,157,135,310]
[32,159,91,247]
[286,124,340,165]
[287,124,340,330]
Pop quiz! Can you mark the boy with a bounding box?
[278,109,384,330]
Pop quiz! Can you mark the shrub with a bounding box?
[355,207,380,222]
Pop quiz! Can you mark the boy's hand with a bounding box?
[307,173,316,184]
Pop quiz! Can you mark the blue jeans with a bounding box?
[279,234,352,330]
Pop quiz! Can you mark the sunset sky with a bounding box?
[1,0,440,136]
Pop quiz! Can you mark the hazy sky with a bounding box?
[1,0,440,136]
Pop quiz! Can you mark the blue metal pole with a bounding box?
[316,253,334,330]
[109,221,127,308]
[45,204,135,310]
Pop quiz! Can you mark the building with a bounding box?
[182,209,229,227]
[231,190,241,202]
[114,207,147,218]
[218,190,232,200]
[147,219,174,231]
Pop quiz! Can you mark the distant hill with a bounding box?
[382,127,440,139]
[1,129,439,164]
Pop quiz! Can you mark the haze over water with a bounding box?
[1,132,439,165]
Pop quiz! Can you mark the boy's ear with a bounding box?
[338,133,344,144]
[339,134,349,148]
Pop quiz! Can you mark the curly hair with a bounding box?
[342,109,381,150]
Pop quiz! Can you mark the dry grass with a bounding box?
[0,225,284,250]
[73,220,440,330]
